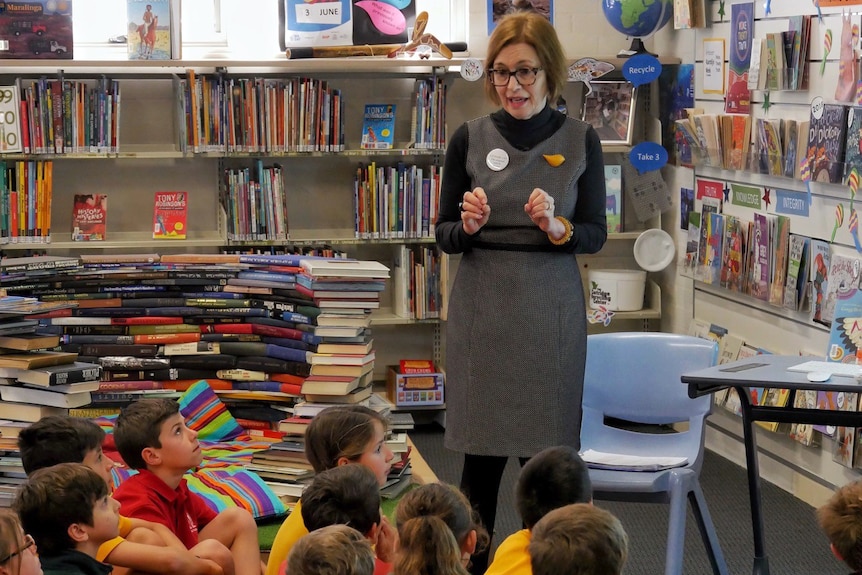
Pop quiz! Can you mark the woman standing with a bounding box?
[434,12,607,572]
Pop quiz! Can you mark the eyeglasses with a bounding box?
[486,67,543,86]
[0,535,35,564]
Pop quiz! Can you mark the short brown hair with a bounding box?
[18,415,105,474]
[14,463,109,557]
[818,479,862,570]
[484,11,567,105]
[115,398,180,470]
[287,524,374,575]
[304,406,387,473]
[529,503,628,575]
[300,464,381,535]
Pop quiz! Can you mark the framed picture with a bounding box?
[581,81,637,146]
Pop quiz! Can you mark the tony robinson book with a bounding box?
[153,191,188,239]
[360,104,396,150]
[72,194,107,241]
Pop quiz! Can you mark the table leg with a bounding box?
[738,386,770,575]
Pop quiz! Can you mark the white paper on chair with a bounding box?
[580,449,688,471]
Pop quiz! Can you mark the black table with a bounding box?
[681,354,862,575]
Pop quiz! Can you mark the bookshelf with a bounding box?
[0,55,671,379]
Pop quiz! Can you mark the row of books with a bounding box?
[679,102,862,187]
[16,77,121,155]
[682,207,808,312]
[392,245,448,321]
[748,17,812,92]
[222,162,288,242]
[0,160,53,245]
[353,162,442,239]
[412,77,448,150]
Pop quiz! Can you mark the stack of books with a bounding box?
[0,437,24,507]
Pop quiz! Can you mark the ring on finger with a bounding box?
[545,201,551,210]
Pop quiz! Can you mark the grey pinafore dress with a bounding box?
[443,115,589,458]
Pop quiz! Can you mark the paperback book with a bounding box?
[71,194,107,241]
[805,103,848,184]
[605,165,622,233]
[153,191,188,239]
[126,0,179,60]
[360,104,396,150]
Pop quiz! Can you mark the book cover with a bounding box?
[725,2,753,114]
[720,214,745,291]
[71,194,107,241]
[823,253,861,326]
[806,103,848,184]
[126,0,174,60]
[16,361,101,387]
[844,107,862,183]
[749,213,771,301]
[810,239,831,325]
[360,104,396,150]
[152,191,188,239]
[0,1,73,60]
[604,165,622,233]
[826,275,862,364]
[768,215,791,306]
[784,234,810,311]
[789,390,820,446]
[703,212,724,285]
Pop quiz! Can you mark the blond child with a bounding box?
[817,478,862,573]
[112,398,261,575]
[0,509,42,575]
[394,483,489,575]
[18,414,226,575]
[287,525,375,575]
[265,405,397,575]
[15,463,120,575]
[528,503,628,575]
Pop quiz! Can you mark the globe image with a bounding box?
[602,0,672,51]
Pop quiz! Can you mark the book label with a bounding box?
[72,194,107,241]
[153,191,188,239]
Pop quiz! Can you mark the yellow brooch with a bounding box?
[543,154,565,167]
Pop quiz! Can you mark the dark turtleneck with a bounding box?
[489,103,564,151]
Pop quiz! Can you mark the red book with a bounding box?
[71,194,107,241]
[235,418,273,431]
[270,373,305,386]
[133,333,200,344]
[399,359,434,374]
[200,323,254,334]
[30,308,75,319]
[111,316,183,326]
[250,323,304,340]
[244,428,285,440]
[152,191,188,239]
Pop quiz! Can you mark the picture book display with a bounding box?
[604,164,622,233]
[152,191,188,239]
[126,0,176,60]
[360,104,396,150]
[71,194,107,241]
[844,106,862,182]
[0,0,73,60]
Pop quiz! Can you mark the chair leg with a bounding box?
[665,474,689,575]
[688,482,730,575]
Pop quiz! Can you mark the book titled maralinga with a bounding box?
[361,104,396,150]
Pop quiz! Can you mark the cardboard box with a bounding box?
[387,365,444,407]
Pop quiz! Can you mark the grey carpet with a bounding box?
[409,425,844,575]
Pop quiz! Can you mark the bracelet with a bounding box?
[548,216,573,245]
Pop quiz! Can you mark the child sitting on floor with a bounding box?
[112,398,262,575]
[266,405,397,575]
[18,414,227,575]
[817,478,862,574]
[0,508,42,575]
[15,463,120,575]
[394,483,489,575]
[287,524,375,575]
[485,445,592,575]
[528,503,628,575]
[287,464,391,575]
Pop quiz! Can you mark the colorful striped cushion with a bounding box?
[179,380,244,441]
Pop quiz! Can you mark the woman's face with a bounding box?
[491,42,548,120]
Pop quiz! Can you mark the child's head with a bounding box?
[304,406,393,485]
[115,398,200,471]
[516,445,592,529]
[817,478,862,570]
[300,464,381,536]
[14,463,120,558]
[529,503,628,575]
[0,509,41,575]
[395,483,489,574]
[18,415,114,483]
[287,524,375,575]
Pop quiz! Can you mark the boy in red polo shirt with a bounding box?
[112,398,263,575]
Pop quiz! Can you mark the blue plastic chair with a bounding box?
[581,332,728,575]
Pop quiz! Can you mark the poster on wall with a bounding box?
[279,0,416,50]
[488,0,553,35]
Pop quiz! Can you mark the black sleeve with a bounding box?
[569,125,608,254]
[434,123,477,254]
